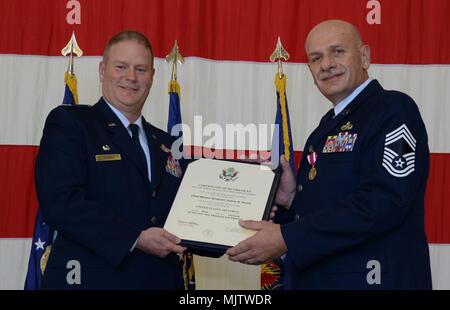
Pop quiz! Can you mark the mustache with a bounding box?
[318,68,345,81]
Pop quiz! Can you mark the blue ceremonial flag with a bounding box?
[272,74,296,173]
[167,79,195,290]
[167,80,182,137]
[261,73,296,290]
[24,71,78,289]
[24,210,54,290]
[62,71,79,105]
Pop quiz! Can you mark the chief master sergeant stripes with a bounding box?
[382,123,417,178]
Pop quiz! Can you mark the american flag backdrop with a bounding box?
[0,0,449,289]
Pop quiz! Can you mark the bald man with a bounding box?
[227,20,432,289]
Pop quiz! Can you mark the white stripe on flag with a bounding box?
[429,244,450,290]
[0,238,32,290]
[1,55,449,153]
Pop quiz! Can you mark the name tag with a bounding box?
[95,154,121,162]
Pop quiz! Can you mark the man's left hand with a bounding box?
[226,220,287,265]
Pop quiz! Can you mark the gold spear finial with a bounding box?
[270,36,289,79]
[61,31,83,76]
[165,40,184,81]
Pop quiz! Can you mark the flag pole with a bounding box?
[262,37,292,290]
[61,31,83,76]
[166,40,192,289]
[165,40,184,82]
[270,37,291,163]
[61,31,83,105]
[270,36,289,79]
[165,40,184,135]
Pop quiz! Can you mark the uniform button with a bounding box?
[297,184,303,192]
[150,216,158,225]
[295,214,300,221]
[152,190,156,198]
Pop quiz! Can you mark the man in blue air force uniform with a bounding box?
[226,20,432,289]
[36,31,187,289]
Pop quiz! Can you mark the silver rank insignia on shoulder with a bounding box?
[102,145,111,151]
[323,132,358,153]
[382,124,416,178]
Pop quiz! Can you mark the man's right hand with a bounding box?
[274,155,297,209]
[136,227,186,258]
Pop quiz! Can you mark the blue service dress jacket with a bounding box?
[35,98,187,289]
[278,80,432,289]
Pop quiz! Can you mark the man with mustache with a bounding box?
[35,30,187,289]
[227,20,432,289]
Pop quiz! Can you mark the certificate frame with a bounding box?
[164,158,280,254]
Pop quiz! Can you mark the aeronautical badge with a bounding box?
[219,167,239,182]
[165,154,182,178]
[382,124,416,177]
[341,121,353,131]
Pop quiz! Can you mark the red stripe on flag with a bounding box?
[0,146,448,243]
[0,0,449,64]
[425,153,450,244]
[0,146,39,238]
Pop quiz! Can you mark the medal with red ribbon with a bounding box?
[307,150,318,180]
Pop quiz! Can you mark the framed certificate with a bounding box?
[164,158,280,254]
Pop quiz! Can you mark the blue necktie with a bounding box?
[128,124,148,177]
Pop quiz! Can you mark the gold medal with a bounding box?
[308,166,317,180]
